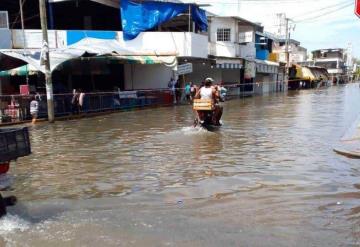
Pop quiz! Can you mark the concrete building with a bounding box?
[312,48,347,83]
[0,0,284,96]
[272,38,307,64]
[205,16,282,95]
[0,0,209,94]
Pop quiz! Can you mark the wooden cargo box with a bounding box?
[193,99,213,111]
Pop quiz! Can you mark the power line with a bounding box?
[294,2,353,23]
[291,0,353,19]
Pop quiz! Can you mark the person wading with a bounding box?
[30,96,39,124]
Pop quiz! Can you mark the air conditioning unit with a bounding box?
[0,11,9,29]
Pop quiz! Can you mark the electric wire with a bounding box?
[293,2,354,23]
[290,0,353,19]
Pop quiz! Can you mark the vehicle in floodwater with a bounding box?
[0,127,31,217]
[193,99,222,131]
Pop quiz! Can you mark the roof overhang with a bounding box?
[0,38,177,74]
[209,16,262,28]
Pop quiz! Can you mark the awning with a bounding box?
[0,38,178,73]
[0,64,39,77]
[295,65,303,78]
[54,54,177,75]
[216,59,243,69]
[110,55,177,66]
[301,67,316,81]
[216,63,242,69]
[308,67,329,80]
[254,59,279,74]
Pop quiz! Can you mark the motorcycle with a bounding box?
[193,99,222,130]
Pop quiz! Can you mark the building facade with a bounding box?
[0,0,285,96]
[312,49,347,83]
[272,39,307,64]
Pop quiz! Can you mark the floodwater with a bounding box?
[1,84,360,246]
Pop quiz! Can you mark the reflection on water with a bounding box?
[2,84,360,246]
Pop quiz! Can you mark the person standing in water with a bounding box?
[30,96,39,124]
[184,82,192,103]
[71,89,79,114]
[78,89,86,112]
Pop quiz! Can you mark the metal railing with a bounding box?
[0,89,176,123]
[0,82,285,124]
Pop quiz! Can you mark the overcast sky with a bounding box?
[184,0,360,58]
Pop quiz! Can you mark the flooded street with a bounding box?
[1,84,360,246]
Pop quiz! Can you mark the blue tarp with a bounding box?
[191,6,207,32]
[120,0,208,41]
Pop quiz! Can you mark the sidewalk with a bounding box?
[334,115,360,158]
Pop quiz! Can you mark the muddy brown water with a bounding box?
[1,84,360,246]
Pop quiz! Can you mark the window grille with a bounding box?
[217,28,231,42]
[0,11,9,29]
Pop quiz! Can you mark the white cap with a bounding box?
[205,77,214,83]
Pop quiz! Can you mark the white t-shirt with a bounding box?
[200,87,213,100]
[30,100,39,114]
[79,93,85,106]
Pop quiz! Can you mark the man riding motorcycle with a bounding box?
[194,78,223,127]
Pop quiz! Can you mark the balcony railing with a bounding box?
[9,30,209,58]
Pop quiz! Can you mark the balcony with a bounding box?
[209,42,237,57]
[237,43,256,59]
[209,41,256,59]
[11,29,67,49]
[116,32,208,58]
[238,31,254,43]
[9,30,209,58]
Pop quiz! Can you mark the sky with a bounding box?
[183,0,360,59]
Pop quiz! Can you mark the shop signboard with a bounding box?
[176,63,193,75]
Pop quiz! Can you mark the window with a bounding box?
[217,28,231,42]
[315,62,337,69]
[0,11,9,29]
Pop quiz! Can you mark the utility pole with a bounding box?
[19,0,29,85]
[19,0,26,48]
[284,17,290,91]
[39,0,55,123]
[188,5,191,32]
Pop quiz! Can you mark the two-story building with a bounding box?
[205,16,282,95]
[253,31,282,94]
[0,0,283,97]
[312,48,347,83]
[272,38,307,64]
[0,0,210,95]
